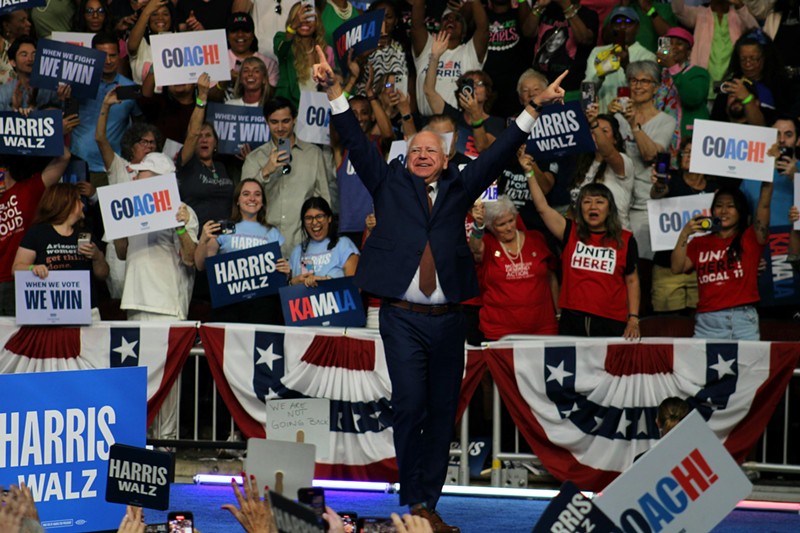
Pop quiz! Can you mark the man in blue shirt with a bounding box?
[0,36,62,111]
[70,32,141,188]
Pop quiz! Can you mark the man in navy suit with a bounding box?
[313,47,567,532]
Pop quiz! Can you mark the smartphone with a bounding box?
[116,85,142,100]
[297,487,326,529]
[655,152,670,183]
[698,216,722,233]
[214,220,236,235]
[580,81,596,109]
[301,0,316,19]
[459,78,474,98]
[277,137,292,175]
[167,512,193,533]
[358,517,397,533]
[617,86,630,110]
[77,232,92,248]
[657,36,671,58]
[144,525,168,533]
[64,97,79,117]
[339,511,358,533]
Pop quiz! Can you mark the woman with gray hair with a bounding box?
[468,195,559,339]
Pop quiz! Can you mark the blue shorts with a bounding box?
[694,305,760,341]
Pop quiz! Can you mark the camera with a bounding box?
[216,220,236,235]
[698,216,722,232]
[459,78,474,98]
[779,146,795,160]
[277,137,292,175]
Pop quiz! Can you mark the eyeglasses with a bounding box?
[303,214,328,223]
[740,55,762,64]
[137,138,156,146]
[275,0,282,14]
[628,78,656,86]
[85,7,105,16]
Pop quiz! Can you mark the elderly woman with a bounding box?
[469,196,559,339]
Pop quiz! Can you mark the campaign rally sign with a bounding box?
[0,0,45,16]
[30,39,105,99]
[387,140,407,164]
[150,29,230,86]
[97,173,183,240]
[105,444,172,510]
[279,277,365,327]
[0,367,146,533]
[14,270,92,325]
[296,91,331,145]
[50,31,97,48]
[62,158,88,184]
[268,490,324,533]
[266,398,331,458]
[526,101,595,159]
[595,411,752,533]
[332,10,384,63]
[759,224,800,308]
[690,120,776,182]
[532,481,619,533]
[647,194,714,252]
[205,242,287,308]
[0,109,64,156]
[207,102,269,155]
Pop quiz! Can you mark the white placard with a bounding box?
[49,31,97,48]
[647,194,714,252]
[387,140,407,164]
[97,173,183,240]
[795,174,800,231]
[690,120,776,182]
[296,91,331,145]
[595,411,752,533]
[14,270,92,325]
[150,29,230,86]
[266,398,331,459]
[162,138,183,162]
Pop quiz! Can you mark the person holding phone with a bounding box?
[195,178,291,323]
[671,182,773,339]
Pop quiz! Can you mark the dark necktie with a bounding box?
[419,186,436,296]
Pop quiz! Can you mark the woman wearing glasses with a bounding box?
[288,197,359,288]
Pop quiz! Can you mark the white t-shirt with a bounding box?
[414,34,484,116]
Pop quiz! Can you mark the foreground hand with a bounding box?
[221,474,275,533]
[789,205,799,223]
[116,505,144,533]
[776,155,798,176]
[76,181,96,198]
[30,265,49,279]
[275,258,291,274]
[63,114,81,135]
[391,512,433,533]
[624,316,640,340]
[312,45,335,88]
[79,241,101,260]
[201,220,221,244]
[176,204,190,225]
[323,506,345,533]
[530,70,568,108]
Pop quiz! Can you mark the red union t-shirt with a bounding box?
[0,175,45,283]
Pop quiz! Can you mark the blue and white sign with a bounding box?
[647,194,713,252]
[387,140,407,165]
[150,29,230,86]
[50,31,97,48]
[208,102,269,155]
[97,173,183,240]
[105,444,172,510]
[0,367,147,533]
[0,109,64,156]
[205,242,287,308]
[690,120,776,182]
[280,277,365,327]
[532,481,619,533]
[296,91,331,145]
[332,10,384,63]
[62,159,88,184]
[526,101,595,159]
[0,0,45,16]
[30,39,105,99]
[14,270,92,325]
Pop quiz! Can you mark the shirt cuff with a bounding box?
[515,110,537,133]
[330,94,349,115]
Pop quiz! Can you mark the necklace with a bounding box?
[500,231,523,264]
[328,0,353,20]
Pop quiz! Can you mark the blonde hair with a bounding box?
[287,2,327,84]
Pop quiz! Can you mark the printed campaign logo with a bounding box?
[526,101,595,159]
[205,242,286,308]
[333,10,384,62]
[207,102,269,154]
[690,120,776,182]
[570,241,617,275]
[150,29,230,86]
[0,0,46,16]
[14,271,91,325]
[0,109,64,156]
[30,39,105,99]
[279,277,365,327]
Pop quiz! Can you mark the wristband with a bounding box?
[402,113,413,121]
[195,97,206,108]
[528,99,544,113]
[471,118,485,128]
[525,170,535,179]
[342,90,351,99]
[28,265,34,271]
[647,7,656,17]
[517,0,526,4]
[286,25,296,34]
[628,313,639,319]
[741,94,754,105]
[175,227,187,235]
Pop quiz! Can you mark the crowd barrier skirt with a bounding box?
[1,318,797,491]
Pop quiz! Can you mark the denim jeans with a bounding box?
[694,305,760,340]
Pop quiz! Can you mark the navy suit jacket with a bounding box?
[332,109,530,302]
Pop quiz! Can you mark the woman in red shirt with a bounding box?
[469,196,559,339]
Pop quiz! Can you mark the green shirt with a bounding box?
[603,3,678,53]
[321,2,360,47]
[707,14,733,99]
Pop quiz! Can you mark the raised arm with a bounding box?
[95,89,120,171]
[753,181,773,245]
[524,151,567,241]
[423,32,449,115]
[671,215,703,274]
[181,73,210,166]
[128,0,166,57]
[41,145,72,187]
[410,0,429,57]
[470,0,490,62]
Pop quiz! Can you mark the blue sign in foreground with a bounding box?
[280,277,365,327]
[526,100,595,160]
[0,367,146,532]
[531,481,619,533]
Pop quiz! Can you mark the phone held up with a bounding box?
[298,487,328,531]
[277,137,292,175]
[655,152,671,183]
[358,516,398,533]
[167,511,193,533]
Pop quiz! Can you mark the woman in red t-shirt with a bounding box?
[469,196,559,340]
[671,184,773,340]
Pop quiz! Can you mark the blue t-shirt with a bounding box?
[217,220,285,255]
[289,237,359,278]
[740,170,792,228]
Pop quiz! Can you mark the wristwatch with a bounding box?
[528,99,544,113]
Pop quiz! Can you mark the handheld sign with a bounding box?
[207,102,269,155]
[150,29,230,86]
[246,439,316,501]
[205,242,287,308]
[14,270,92,326]
[526,101,595,159]
[106,444,172,510]
[266,398,331,459]
[690,120,776,182]
[532,481,619,533]
[50,31,97,48]
[268,490,324,533]
[30,39,105,99]
[62,158,88,184]
[595,411,753,533]
[332,10,384,63]
[0,367,147,533]
[97,173,183,240]
[647,194,713,252]
[387,140,407,165]
[0,0,46,16]
[0,109,64,156]
[296,91,331,145]
[280,277,366,327]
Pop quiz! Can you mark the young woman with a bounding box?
[227,57,272,107]
[195,179,290,323]
[288,197,359,288]
[127,0,177,84]
[529,173,641,339]
[671,183,773,339]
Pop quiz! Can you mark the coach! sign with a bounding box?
[97,173,183,239]
[690,120,776,182]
